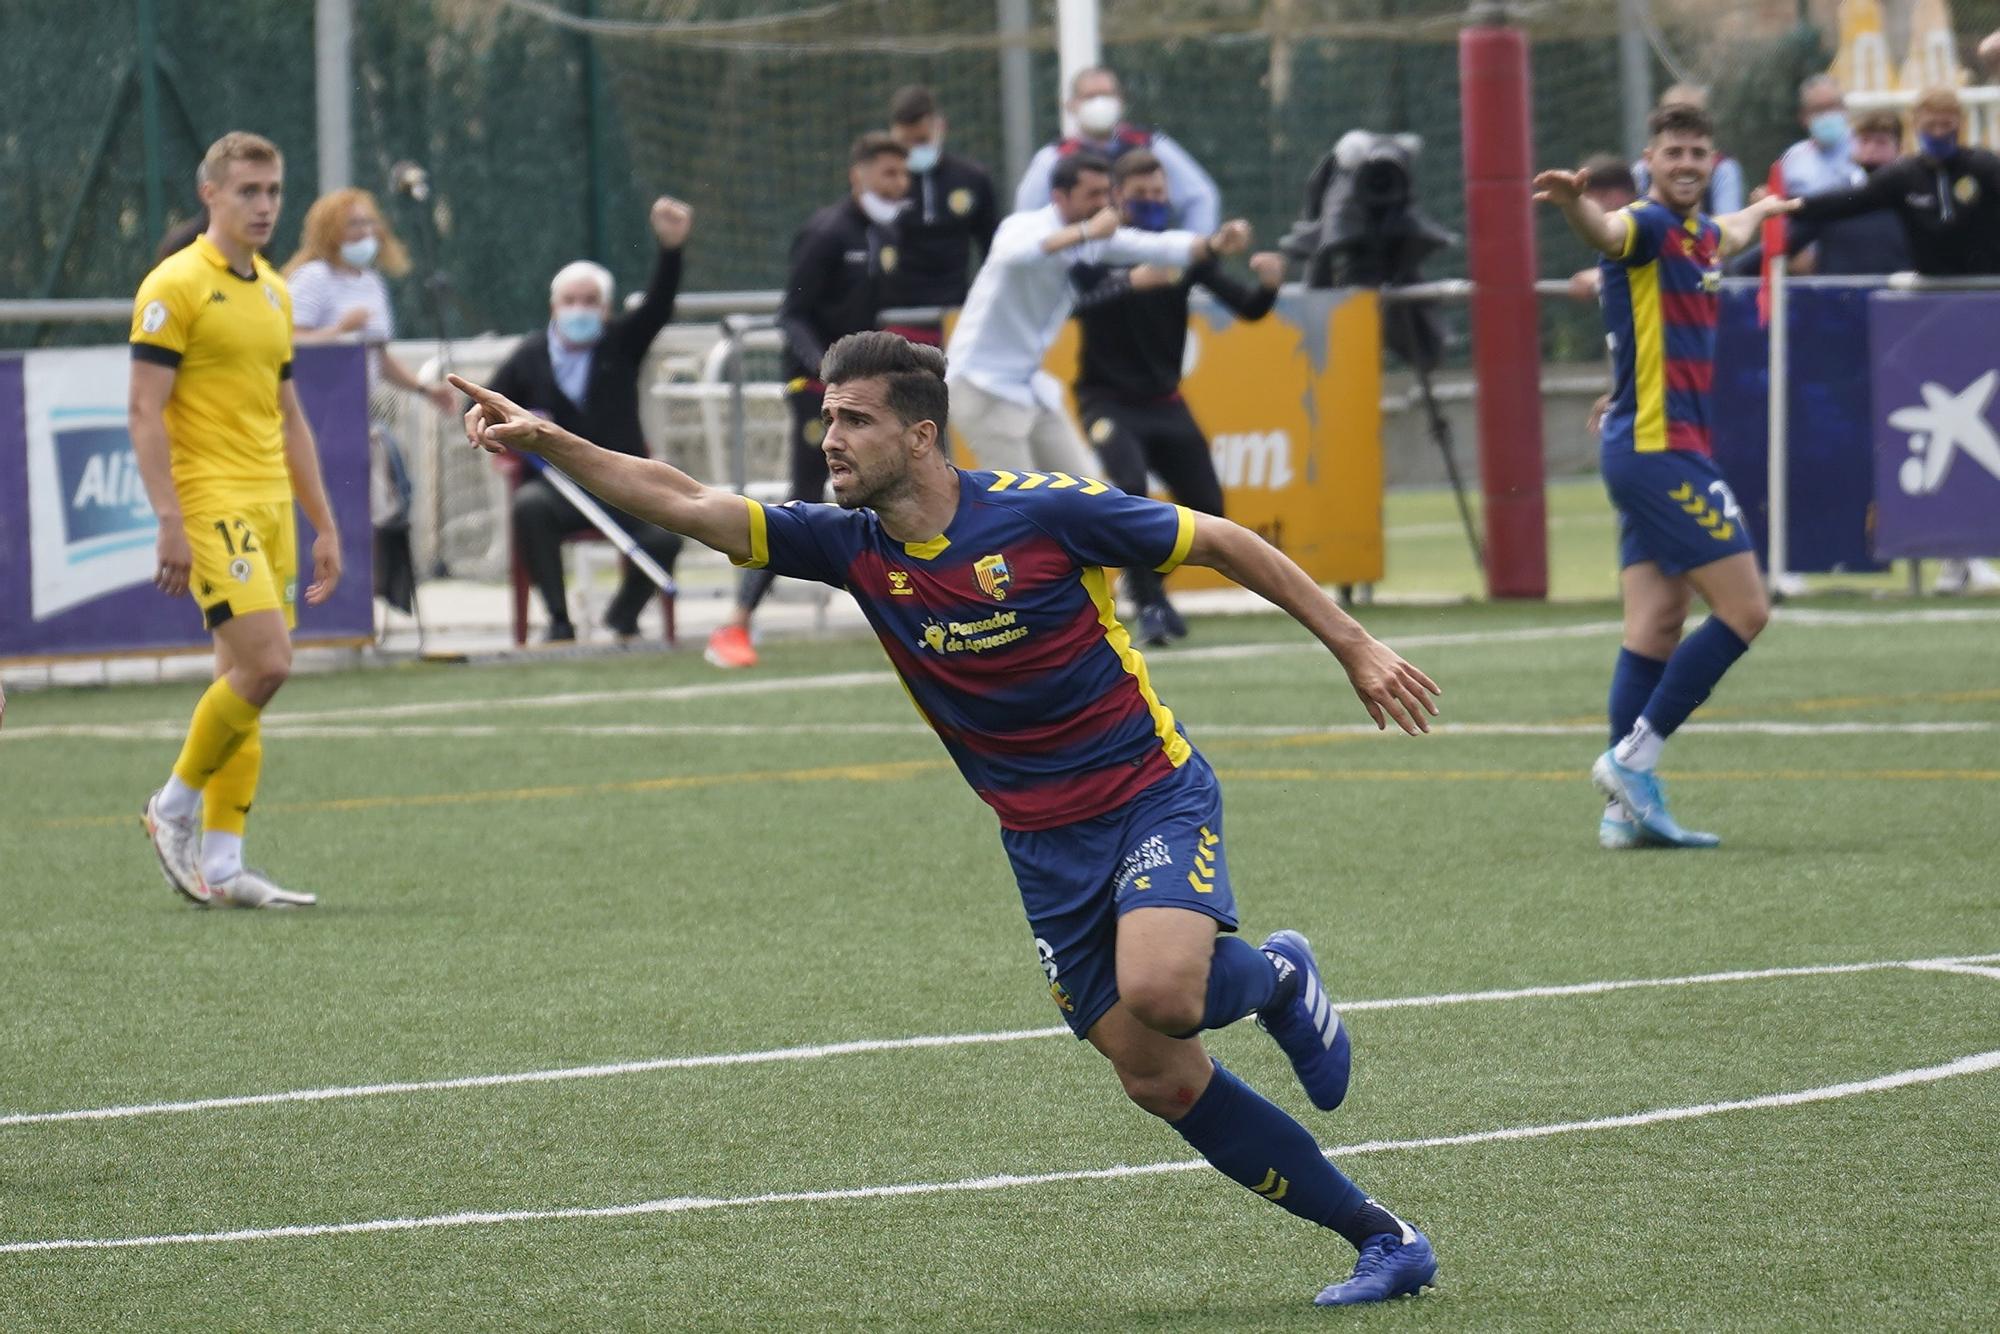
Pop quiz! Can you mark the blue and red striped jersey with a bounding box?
[734,468,1198,831]
[1597,198,1723,457]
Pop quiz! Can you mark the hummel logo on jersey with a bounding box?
[209,290,227,303]
[887,570,914,596]
[1887,370,2000,495]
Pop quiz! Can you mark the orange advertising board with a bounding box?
[946,288,1383,587]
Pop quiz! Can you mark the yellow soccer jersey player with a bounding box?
[131,233,299,629]
[132,131,340,910]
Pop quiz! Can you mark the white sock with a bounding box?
[1614,718,1666,772]
[202,832,244,886]
[159,774,202,821]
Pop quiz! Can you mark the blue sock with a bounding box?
[1608,647,1668,748]
[1172,1060,1400,1249]
[1638,616,1750,739]
[1198,934,1281,1031]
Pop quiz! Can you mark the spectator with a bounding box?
[880,85,997,342]
[1069,149,1283,646]
[1631,84,1744,213]
[1979,28,1999,77]
[946,152,1248,478]
[1779,109,1912,276]
[1791,87,2000,277]
[1778,75,1858,198]
[1012,66,1220,233]
[284,189,457,611]
[488,197,694,642]
[707,135,908,670]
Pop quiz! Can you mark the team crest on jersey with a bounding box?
[887,570,914,596]
[973,553,1012,601]
[262,283,281,310]
[1956,175,1980,205]
[229,557,252,584]
[879,245,898,273]
[948,187,974,216]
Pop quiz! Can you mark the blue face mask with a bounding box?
[1808,111,1849,150]
[1919,130,1959,161]
[1124,198,1171,232]
[555,308,603,347]
[905,142,941,174]
[339,235,379,268]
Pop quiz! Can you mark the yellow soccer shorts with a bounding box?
[184,501,298,631]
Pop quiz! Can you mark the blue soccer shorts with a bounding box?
[1602,446,1757,576]
[1000,750,1238,1039]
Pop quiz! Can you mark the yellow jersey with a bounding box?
[129,234,294,508]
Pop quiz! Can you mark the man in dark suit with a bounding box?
[880,85,997,342]
[491,196,692,641]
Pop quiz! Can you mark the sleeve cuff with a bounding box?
[1615,207,1639,260]
[279,361,293,381]
[728,494,770,569]
[1154,505,1196,574]
[130,343,182,368]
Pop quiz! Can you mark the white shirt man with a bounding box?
[947,156,1246,474]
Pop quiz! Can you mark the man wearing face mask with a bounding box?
[706,134,909,669]
[880,85,997,343]
[1791,87,2000,278]
[947,152,1249,480]
[1779,76,1859,200]
[1777,109,1912,276]
[490,195,693,643]
[1069,150,1284,646]
[1012,66,1221,235]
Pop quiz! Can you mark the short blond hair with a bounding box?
[1912,86,1962,119]
[199,131,282,188]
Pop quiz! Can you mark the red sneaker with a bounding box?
[704,624,758,669]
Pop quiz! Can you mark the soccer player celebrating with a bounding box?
[449,333,1443,1307]
[133,132,340,907]
[1536,104,1796,848]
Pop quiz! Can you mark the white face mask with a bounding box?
[1076,94,1123,137]
[859,190,903,225]
[339,235,379,268]
[905,141,942,174]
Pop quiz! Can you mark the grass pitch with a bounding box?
[3,596,1997,1331]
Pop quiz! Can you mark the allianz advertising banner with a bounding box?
[1868,292,2000,560]
[0,344,374,660]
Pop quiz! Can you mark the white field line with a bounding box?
[10,607,1997,739]
[5,1045,1997,1256]
[7,952,1996,1131]
[1906,961,2000,982]
[14,718,1999,744]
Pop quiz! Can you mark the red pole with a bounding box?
[1459,14,1548,598]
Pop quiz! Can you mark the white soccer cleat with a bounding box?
[205,867,317,909]
[1934,559,2000,594]
[143,790,210,905]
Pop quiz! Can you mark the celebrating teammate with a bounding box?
[132,132,338,907]
[1536,103,1796,848]
[447,332,1443,1307]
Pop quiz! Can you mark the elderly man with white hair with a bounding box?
[487,196,693,641]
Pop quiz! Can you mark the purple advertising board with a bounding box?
[1868,291,2000,559]
[0,343,373,660]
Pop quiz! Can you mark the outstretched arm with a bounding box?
[1533,168,1631,258]
[451,373,753,563]
[1714,193,1800,258]
[1183,514,1440,734]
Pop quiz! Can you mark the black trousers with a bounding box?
[738,385,826,613]
[1079,393,1225,604]
[513,473,683,632]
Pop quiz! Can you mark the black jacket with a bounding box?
[880,151,998,312]
[1071,258,1277,402]
[1794,148,2000,276]
[777,197,898,382]
[487,246,683,459]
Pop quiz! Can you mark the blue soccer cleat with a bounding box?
[1315,1224,1438,1306]
[1257,930,1351,1111]
[1598,799,1643,850]
[1592,750,1721,849]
